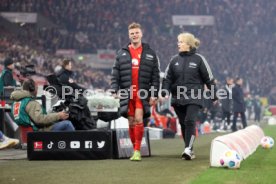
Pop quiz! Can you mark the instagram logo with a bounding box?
[58,141,66,149]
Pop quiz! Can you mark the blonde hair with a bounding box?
[177,32,200,49]
[128,22,142,30]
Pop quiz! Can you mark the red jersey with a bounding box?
[129,45,143,96]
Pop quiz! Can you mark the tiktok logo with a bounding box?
[47,141,54,149]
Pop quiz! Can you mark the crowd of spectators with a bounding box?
[0,27,110,90]
[0,0,275,96]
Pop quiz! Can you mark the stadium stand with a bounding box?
[0,0,275,96]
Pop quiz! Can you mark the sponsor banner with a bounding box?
[172,15,215,26]
[269,105,276,115]
[55,49,76,56]
[113,128,150,158]
[70,53,114,69]
[97,49,116,62]
[1,12,37,23]
[27,130,112,160]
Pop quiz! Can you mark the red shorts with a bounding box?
[128,96,143,117]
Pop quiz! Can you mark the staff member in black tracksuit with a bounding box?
[220,77,234,130]
[232,77,247,131]
[162,32,217,160]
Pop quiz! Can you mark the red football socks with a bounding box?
[134,123,144,151]
[129,126,135,148]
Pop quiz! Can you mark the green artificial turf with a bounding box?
[1,125,274,184]
[0,133,218,184]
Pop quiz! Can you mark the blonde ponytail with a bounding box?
[178,32,200,49]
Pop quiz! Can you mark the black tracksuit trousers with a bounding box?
[174,104,201,149]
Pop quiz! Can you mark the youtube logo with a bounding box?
[70,141,80,149]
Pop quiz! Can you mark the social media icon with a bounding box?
[58,141,66,149]
[97,141,105,149]
[70,141,80,149]
[85,141,93,149]
[47,141,54,149]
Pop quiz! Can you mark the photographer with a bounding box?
[10,78,75,131]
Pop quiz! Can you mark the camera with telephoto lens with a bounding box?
[18,64,36,77]
[52,101,70,113]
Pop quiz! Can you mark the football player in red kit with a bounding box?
[111,23,160,161]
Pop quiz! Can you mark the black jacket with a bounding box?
[232,84,246,112]
[56,68,85,91]
[221,84,233,113]
[111,43,160,118]
[252,99,261,113]
[3,68,16,86]
[162,49,216,107]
